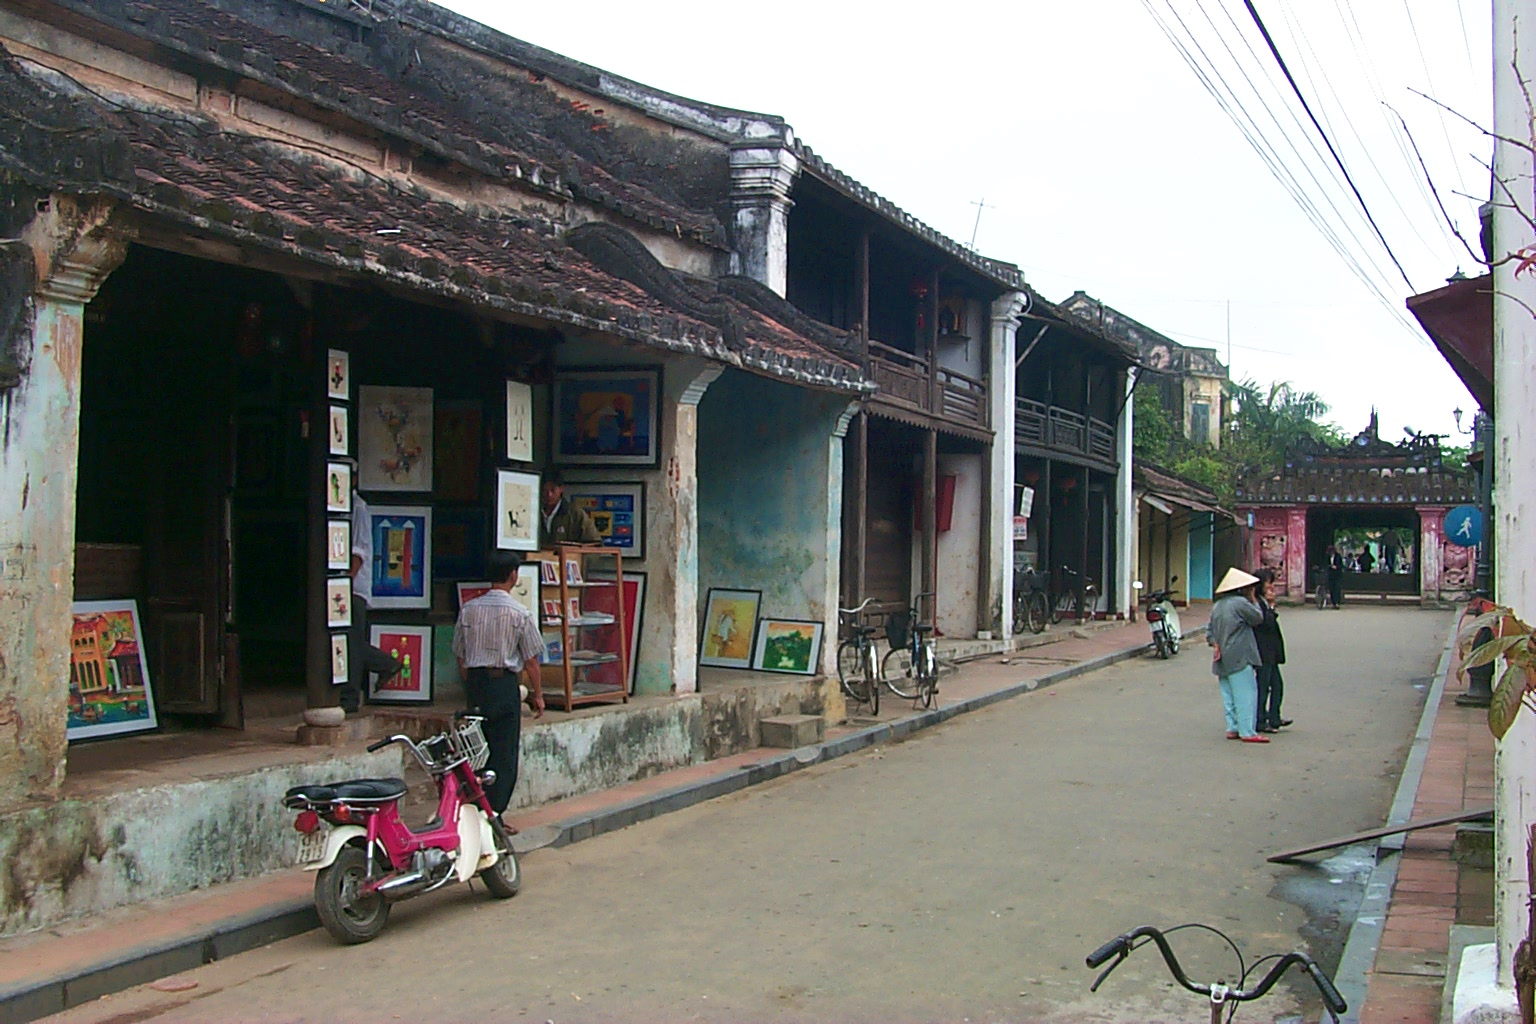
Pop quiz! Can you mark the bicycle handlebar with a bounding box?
[838,597,878,616]
[1085,926,1346,1017]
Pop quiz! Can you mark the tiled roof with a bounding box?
[1235,434,1474,506]
[0,48,868,393]
[1135,462,1229,515]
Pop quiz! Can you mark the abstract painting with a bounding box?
[359,385,433,491]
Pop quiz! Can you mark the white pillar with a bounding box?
[661,364,722,695]
[989,293,1025,636]
[728,140,799,296]
[1115,370,1136,618]
[1492,0,1536,983]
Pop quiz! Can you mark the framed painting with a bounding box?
[510,563,540,615]
[329,631,349,685]
[551,367,661,467]
[432,507,486,580]
[325,577,352,628]
[750,618,825,675]
[368,625,433,703]
[456,581,492,609]
[586,570,645,694]
[699,587,760,670]
[326,349,350,401]
[494,469,540,550]
[542,599,561,621]
[434,400,481,503]
[328,404,349,457]
[565,481,645,560]
[358,385,433,491]
[326,518,352,572]
[67,600,158,741]
[325,462,352,512]
[505,380,534,463]
[368,505,432,609]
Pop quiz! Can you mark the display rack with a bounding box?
[533,545,628,710]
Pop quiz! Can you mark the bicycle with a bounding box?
[1312,564,1327,610]
[836,597,880,715]
[882,591,938,708]
[1050,565,1096,625]
[1086,923,1347,1023]
[1012,568,1049,635]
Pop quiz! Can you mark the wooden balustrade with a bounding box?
[1015,398,1118,468]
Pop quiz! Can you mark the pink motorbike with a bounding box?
[283,713,519,943]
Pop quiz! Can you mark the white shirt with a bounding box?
[351,491,372,604]
[453,589,545,671]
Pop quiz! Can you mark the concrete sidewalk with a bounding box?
[1,613,1203,1023]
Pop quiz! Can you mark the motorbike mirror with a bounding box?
[1133,580,1144,590]
[1170,576,1179,584]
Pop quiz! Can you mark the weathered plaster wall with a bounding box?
[936,454,983,637]
[0,748,399,936]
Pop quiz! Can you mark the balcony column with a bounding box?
[989,293,1025,636]
[1114,369,1135,618]
[728,139,799,297]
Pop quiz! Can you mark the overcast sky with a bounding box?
[440,0,1490,443]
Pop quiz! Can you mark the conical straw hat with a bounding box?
[1214,567,1261,594]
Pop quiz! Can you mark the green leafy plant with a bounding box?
[1460,604,1536,739]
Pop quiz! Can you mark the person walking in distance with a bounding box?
[1325,544,1344,609]
[453,551,546,826]
[1253,568,1292,734]
[1208,567,1268,744]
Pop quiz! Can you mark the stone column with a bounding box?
[988,293,1024,636]
[0,197,125,810]
[728,139,799,297]
[1113,369,1135,618]
[1417,506,1448,603]
[660,363,722,695]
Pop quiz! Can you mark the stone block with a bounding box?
[1453,822,1495,869]
[759,714,823,749]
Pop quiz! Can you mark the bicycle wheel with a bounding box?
[1050,593,1067,625]
[1315,583,1326,610]
[1028,592,1049,634]
[1011,591,1028,635]
[836,639,865,700]
[916,643,938,708]
[865,647,879,715]
[1073,591,1089,625]
[882,645,920,699]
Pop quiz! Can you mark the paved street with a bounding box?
[53,605,1451,1024]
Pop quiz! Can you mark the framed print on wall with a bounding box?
[326,518,352,572]
[67,600,158,741]
[494,469,540,550]
[750,618,825,675]
[510,563,540,614]
[326,462,352,512]
[699,587,760,670]
[456,581,492,609]
[330,631,349,685]
[358,384,433,491]
[505,380,534,463]
[565,481,645,560]
[369,625,433,703]
[551,367,661,467]
[368,505,432,609]
[326,349,350,401]
[325,577,353,629]
[328,404,349,456]
[587,570,645,694]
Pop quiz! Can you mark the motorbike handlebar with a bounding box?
[366,734,410,753]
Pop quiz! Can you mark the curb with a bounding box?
[1329,614,1462,1024]
[0,628,1187,1024]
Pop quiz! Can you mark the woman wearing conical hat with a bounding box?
[1208,567,1268,744]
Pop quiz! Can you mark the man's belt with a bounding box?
[469,666,511,677]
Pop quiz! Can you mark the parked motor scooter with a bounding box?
[282,712,519,943]
[1137,576,1183,659]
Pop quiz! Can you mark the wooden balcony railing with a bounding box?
[1015,398,1118,467]
[867,340,990,430]
[938,367,987,427]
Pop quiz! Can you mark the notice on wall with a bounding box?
[1017,486,1035,518]
[1012,515,1028,541]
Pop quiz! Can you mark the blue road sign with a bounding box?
[1445,504,1483,547]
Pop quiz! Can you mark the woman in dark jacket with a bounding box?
[1254,568,1292,733]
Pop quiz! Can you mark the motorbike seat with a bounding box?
[284,777,408,804]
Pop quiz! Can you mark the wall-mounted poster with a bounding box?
[565,481,645,560]
[750,619,825,675]
[369,506,432,609]
[510,563,540,615]
[67,600,158,741]
[359,385,433,491]
[326,578,353,628]
[328,404,349,456]
[434,400,481,503]
[552,367,661,467]
[326,462,352,512]
[699,587,760,670]
[456,581,493,609]
[327,518,352,571]
[506,380,534,463]
[433,507,486,580]
[329,632,349,685]
[494,469,540,550]
[327,349,350,401]
[369,625,433,703]
[586,570,644,694]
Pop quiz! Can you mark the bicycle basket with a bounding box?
[885,611,910,650]
[448,719,490,770]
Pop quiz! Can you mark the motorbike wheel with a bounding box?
[480,818,521,899]
[315,845,390,944]
[1167,629,1181,655]
[1153,631,1169,659]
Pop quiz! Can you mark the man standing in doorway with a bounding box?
[540,470,602,548]
[345,490,401,713]
[454,551,546,825]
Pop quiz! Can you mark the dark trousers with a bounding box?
[463,667,522,814]
[1255,662,1285,730]
[1326,573,1342,608]
[345,595,400,711]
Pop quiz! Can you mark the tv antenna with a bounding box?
[968,198,991,249]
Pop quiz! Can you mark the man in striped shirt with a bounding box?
[453,551,546,822]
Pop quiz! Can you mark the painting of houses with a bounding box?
[67,601,157,740]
